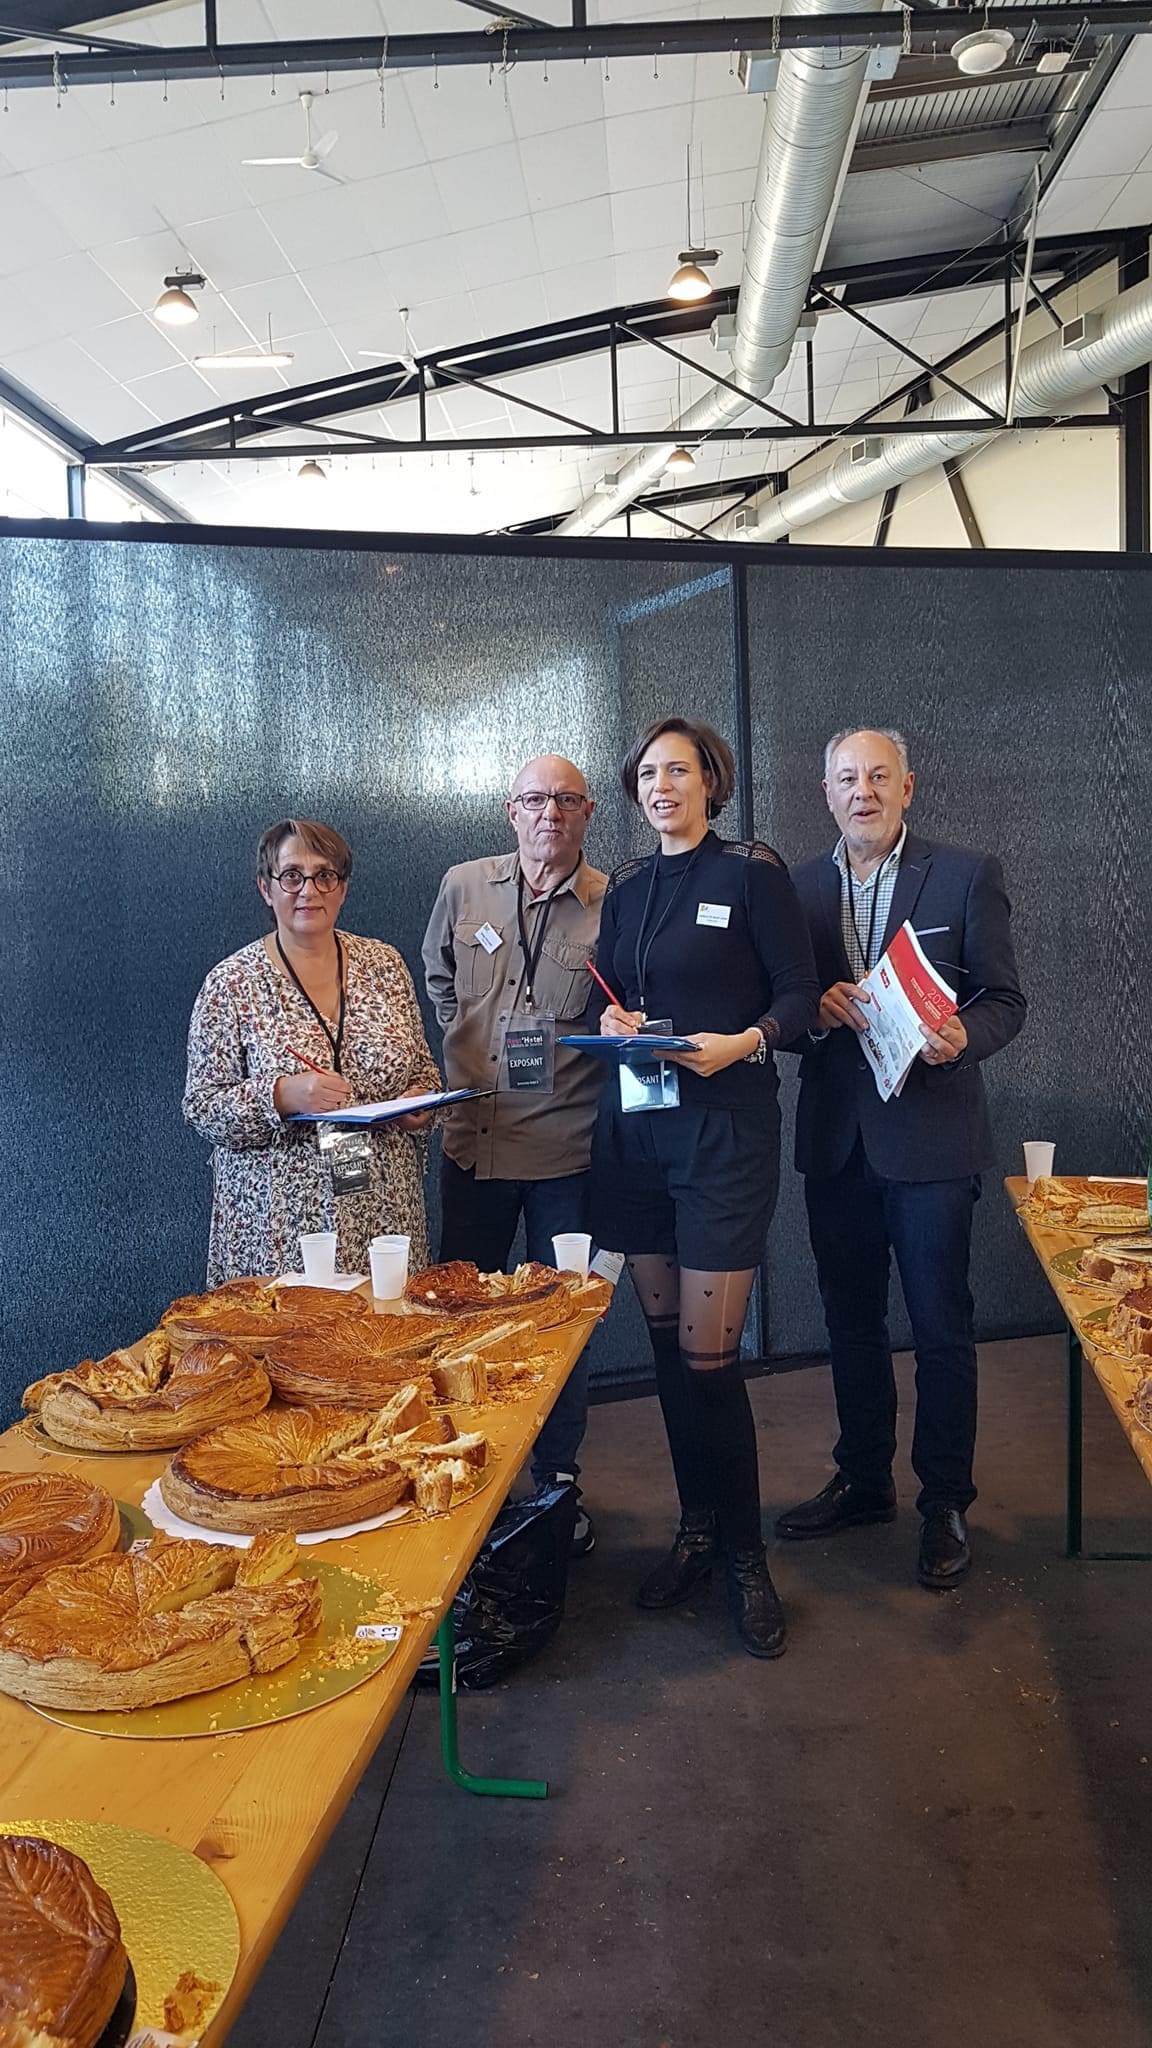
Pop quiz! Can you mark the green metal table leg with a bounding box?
[1066,1321,1083,1559]
[436,1614,548,1799]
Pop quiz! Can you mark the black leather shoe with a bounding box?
[636,1511,717,1609]
[775,1474,897,1540]
[727,1550,787,1659]
[918,1507,971,1589]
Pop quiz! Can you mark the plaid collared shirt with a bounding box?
[833,824,907,978]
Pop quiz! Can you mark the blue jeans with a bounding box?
[439,1156,592,1483]
[805,1137,981,1513]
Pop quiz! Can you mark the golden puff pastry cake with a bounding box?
[159,1406,415,1533]
[160,1397,490,1533]
[0,1535,321,1711]
[0,1834,129,2048]
[24,1336,271,1453]
[0,1473,120,1624]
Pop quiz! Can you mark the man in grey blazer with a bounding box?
[777,728,1026,1588]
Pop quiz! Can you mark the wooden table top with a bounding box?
[1006,1174,1152,1489]
[0,1310,598,2045]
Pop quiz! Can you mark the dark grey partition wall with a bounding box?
[747,556,1152,1356]
[2,527,1150,1423]
[0,533,736,1417]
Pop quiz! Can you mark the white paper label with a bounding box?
[475,922,503,954]
[696,902,731,929]
[355,1622,403,1642]
[590,1249,626,1285]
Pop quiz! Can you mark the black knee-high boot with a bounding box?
[688,1361,785,1659]
[636,1324,717,1611]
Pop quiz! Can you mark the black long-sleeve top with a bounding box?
[588,832,820,1109]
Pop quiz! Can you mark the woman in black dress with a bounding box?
[590,718,819,1658]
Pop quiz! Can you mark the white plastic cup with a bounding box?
[1023,1142,1055,1185]
[552,1232,592,1279]
[300,1231,338,1284]
[370,1234,410,1301]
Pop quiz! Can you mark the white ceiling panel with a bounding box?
[258,180,381,269]
[353,165,453,251]
[81,313,184,383]
[534,196,615,272]
[301,253,397,328]
[471,273,549,341]
[452,215,539,294]
[605,103,695,192]
[2,335,157,438]
[22,150,166,250]
[0,252,135,353]
[520,123,610,211]
[407,66,517,164]
[0,178,80,277]
[181,209,295,293]
[511,60,608,140]
[431,143,530,234]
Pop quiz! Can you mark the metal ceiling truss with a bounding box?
[0,8,1148,90]
[75,232,1134,486]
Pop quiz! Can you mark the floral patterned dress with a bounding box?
[183,933,441,1286]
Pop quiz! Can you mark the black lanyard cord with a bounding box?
[516,862,579,1011]
[634,840,706,1011]
[849,868,882,976]
[277,932,347,1072]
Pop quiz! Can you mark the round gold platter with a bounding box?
[0,1816,240,2040]
[32,1559,404,1741]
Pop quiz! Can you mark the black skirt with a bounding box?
[590,1095,781,1269]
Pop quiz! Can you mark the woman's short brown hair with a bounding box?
[257,819,353,888]
[620,718,737,820]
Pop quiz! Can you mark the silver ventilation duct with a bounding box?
[556,0,885,539]
[714,277,1152,542]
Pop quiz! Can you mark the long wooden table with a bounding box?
[1007,1175,1152,1557]
[0,1311,597,2044]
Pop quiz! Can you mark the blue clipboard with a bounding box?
[558,1035,700,1059]
[287,1087,488,1126]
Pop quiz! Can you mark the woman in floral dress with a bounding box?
[183,818,441,1285]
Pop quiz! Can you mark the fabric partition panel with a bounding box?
[745,555,1152,1358]
[0,534,735,1417]
[3,528,1150,1421]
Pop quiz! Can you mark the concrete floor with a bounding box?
[230,1338,1152,2048]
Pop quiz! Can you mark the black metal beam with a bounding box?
[1121,230,1151,551]
[944,460,986,546]
[853,121,1049,174]
[808,285,1002,420]
[65,463,86,519]
[2,11,1151,88]
[84,417,1113,468]
[501,469,778,535]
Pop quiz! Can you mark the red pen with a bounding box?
[287,1044,329,1075]
[586,960,646,1027]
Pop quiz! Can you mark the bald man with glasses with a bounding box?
[422,756,608,1553]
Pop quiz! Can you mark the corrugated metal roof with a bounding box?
[859,72,1068,145]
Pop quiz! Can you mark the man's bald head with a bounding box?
[506,754,595,886]
[510,754,589,801]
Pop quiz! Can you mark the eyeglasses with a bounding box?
[512,791,588,813]
[272,866,345,894]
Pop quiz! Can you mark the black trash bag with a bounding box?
[416,1480,578,1691]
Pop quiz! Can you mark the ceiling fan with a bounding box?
[243,90,343,183]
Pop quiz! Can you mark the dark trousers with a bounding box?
[439,1154,592,1483]
[804,1136,980,1514]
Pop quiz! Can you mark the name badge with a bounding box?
[504,1012,556,1093]
[475,922,502,954]
[317,1122,372,1196]
[696,902,731,929]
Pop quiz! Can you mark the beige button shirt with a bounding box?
[422,851,608,1181]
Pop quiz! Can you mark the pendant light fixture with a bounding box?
[153,270,206,325]
[667,145,720,303]
[664,445,697,473]
[297,459,326,482]
[952,25,1014,73]
[194,314,295,371]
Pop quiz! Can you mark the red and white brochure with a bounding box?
[855,921,958,1102]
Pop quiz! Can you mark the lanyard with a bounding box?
[277,933,347,1072]
[516,863,579,1011]
[849,867,883,976]
[634,839,706,1011]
